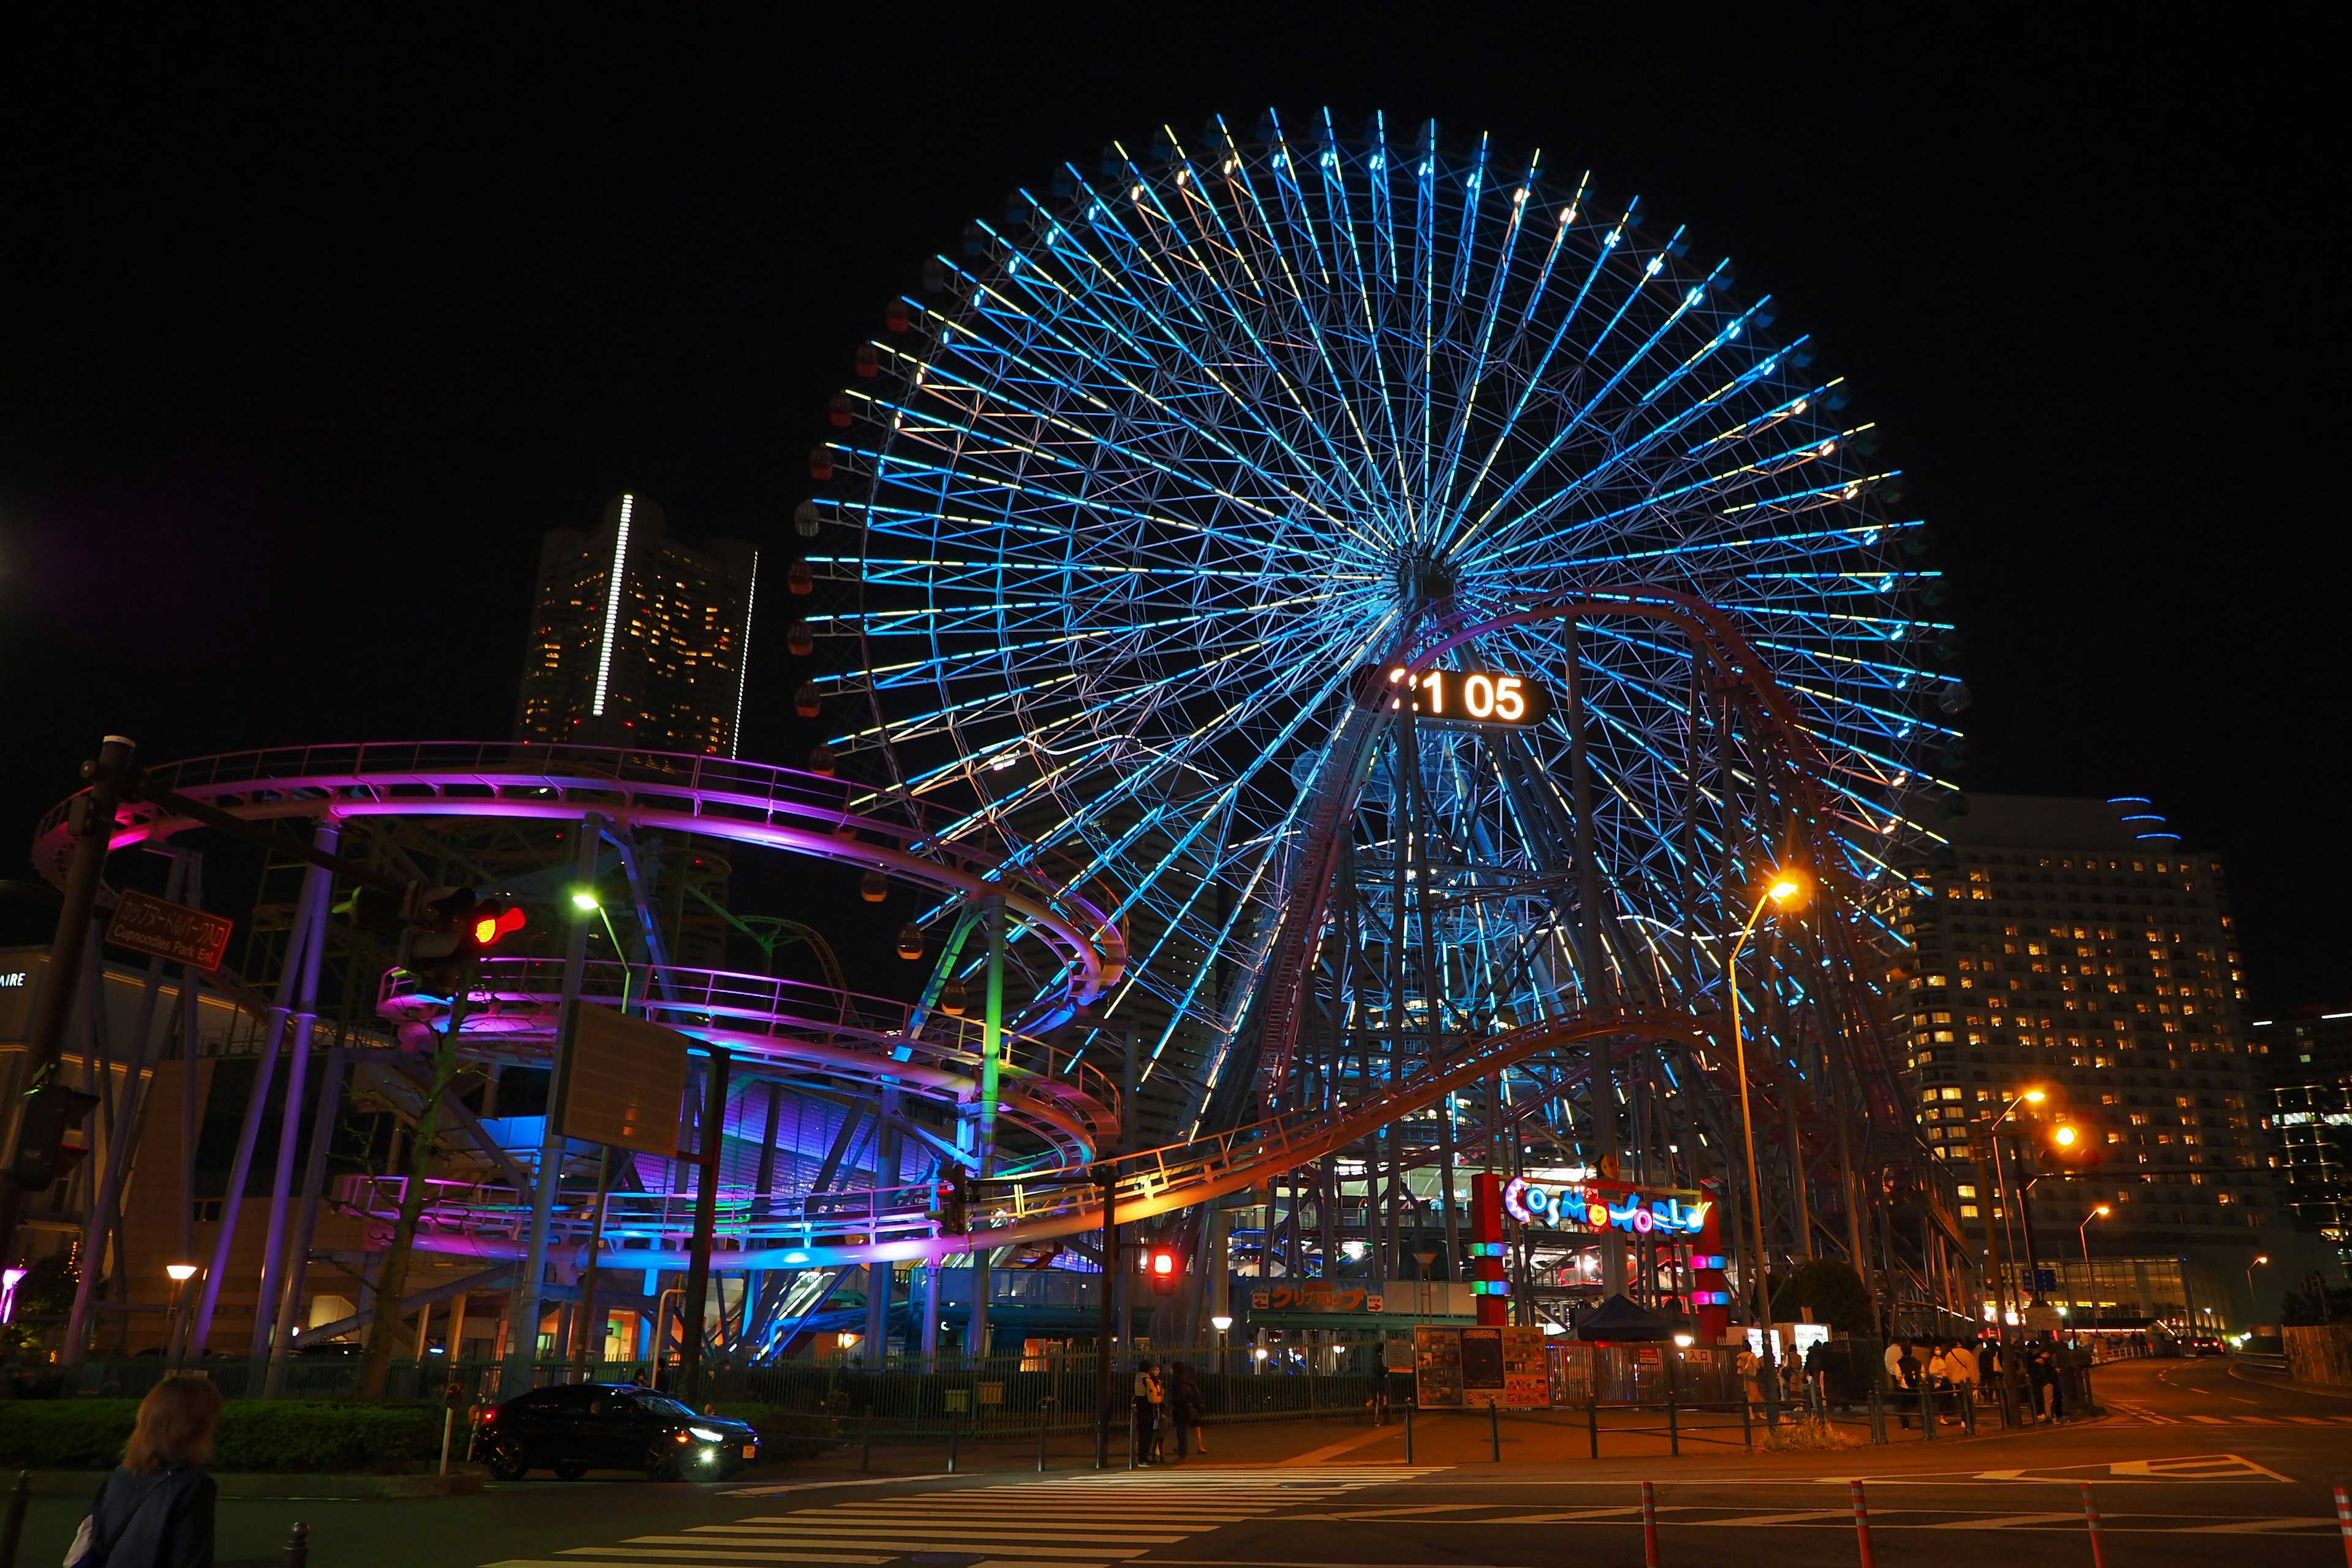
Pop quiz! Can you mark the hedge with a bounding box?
[0,1400,442,1472]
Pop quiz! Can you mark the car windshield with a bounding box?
[629,1393,698,1419]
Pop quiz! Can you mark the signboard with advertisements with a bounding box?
[106,890,235,971]
[1250,1283,1384,1314]
[1415,1323,1551,1408]
[1414,1324,1464,1407]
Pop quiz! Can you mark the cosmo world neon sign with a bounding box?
[1503,1176,1711,1236]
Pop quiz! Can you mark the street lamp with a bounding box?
[1211,1313,1232,1377]
[2075,1204,2109,1318]
[2077,1205,2109,1268]
[571,888,635,1014]
[1727,872,1805,1332]
[165,1264,200,1368]
[1976,1087,2049,1325]
[2246,1254,2270,1326]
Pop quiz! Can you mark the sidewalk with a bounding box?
[747,1400,2114,1482]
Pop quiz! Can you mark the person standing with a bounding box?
[70,1374,221,1568]
[1145,1361,1167,1461]
[1131,1359,1159,1464]
[1169,1361,1207,1460]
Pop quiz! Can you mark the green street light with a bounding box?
[571,888,633,1014]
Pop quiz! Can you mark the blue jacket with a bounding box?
[84,1463,214,1568]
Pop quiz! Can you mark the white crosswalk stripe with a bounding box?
[481,1468,1449,1568]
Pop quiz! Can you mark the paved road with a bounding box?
[8,1357,2348,1566]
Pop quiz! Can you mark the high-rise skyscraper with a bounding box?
[514,494,761,756]
[1890,793,2326,1331]
[2250,1008,2352,1270]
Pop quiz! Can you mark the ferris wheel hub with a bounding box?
[1394,548,1458,609]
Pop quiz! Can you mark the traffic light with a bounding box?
[7,1082,101,1190]
[930,1167,971,1235]
[398,886,526,993]
[1148,1244,1180,1296]
[2045,1119,2099,1170]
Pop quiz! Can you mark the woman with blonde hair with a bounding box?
[67,1373,221,1567]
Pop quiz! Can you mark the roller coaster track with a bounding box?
[375,956,1119,1168]
[337,1006,1703,1271]
[34,740,1126,1014]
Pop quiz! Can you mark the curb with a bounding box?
[12,1470,485,1500]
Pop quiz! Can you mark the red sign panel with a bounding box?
[107,890,235,971]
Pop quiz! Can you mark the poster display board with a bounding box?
[1501,1324,1549,1408]
[1413,1325,1464,1407]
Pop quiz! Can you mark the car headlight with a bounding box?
[689,1426,726,1442]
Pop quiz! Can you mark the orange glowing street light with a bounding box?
[1728,870,1808,1329]
[2079,1204,2109,1269]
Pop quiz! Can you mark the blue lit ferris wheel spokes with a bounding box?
[825,114,1950,1134]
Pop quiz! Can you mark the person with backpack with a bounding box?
[69,1373,222,1568]
[1131,1359,1159,1464]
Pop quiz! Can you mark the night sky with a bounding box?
[1,14,2340,1006]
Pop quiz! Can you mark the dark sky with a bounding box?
[1,12,2342,1005]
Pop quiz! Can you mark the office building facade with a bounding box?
[514,494,761,756]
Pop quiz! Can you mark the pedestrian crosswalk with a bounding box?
[2109,1405,2352,1426]
[481,1467,1450,1568]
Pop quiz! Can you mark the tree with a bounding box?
[1771,1258,1874,1332]
[355,994,480,1398]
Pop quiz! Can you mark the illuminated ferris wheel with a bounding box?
[797,109,1959,1147]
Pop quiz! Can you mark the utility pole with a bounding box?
[0,737,137,1272]
[678,1047,731,1406]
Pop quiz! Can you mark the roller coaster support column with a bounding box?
[62,849,189,1365]
[250,822,339,1369]
[191,840,327,1359]
[0,736,135,1273]
[968,892,1006,1360]
[507,812,606,1398]
[680,1046,731,1403]
[266,1041,347,1397]
[1096,1162,1117,1468]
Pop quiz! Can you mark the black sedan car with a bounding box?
[480,1383,760,1480]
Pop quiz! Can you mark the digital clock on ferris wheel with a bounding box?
[1355,664,1555,726]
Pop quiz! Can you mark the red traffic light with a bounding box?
[1148,1246,1179,1295]
[469,903,526,949]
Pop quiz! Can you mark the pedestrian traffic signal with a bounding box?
[1148,1245,1180,1295]
[6,1082,101,1190]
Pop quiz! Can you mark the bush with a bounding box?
[0,1399,442,1472]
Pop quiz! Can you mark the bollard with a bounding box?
[1849,1480,1875,1568]
[1740,1392,1752,1452]
[1921,1382,1936,1442]
[2334,1483,2350,1568]
[1127,1401,1137,1471]
[1667,1391,1679,1458]
[1038,1398,1052,1473]
[1488,1398,1501,1463]
[1641,1480,1660,1568]
[1,1469,30,1568]
[1404,1399,1414,1464]
[864,1408,875,1472]
[439,1406,455,1476]
[1588,1393,1600,1460]
[947,1411,959,1475]
[282,1521,311,1568]
[2080,1482,2106,1568]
